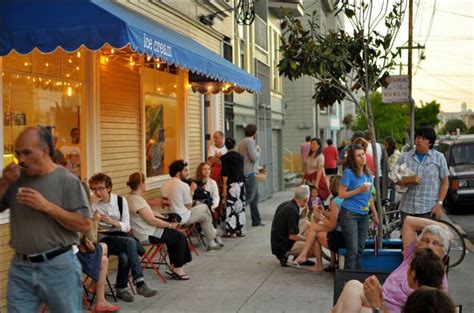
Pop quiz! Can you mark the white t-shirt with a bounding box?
[208,144,228,157]
[161,177,192,224]
[91,193,131,232]
[126,193,163,243]
[200,179,220,210]
[60,144,81,158]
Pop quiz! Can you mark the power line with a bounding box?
[419,68,473,94]
[423,73,473,77]
[435,8,474,19]
[415,90,472,102]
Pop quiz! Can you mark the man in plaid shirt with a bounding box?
[396,126,449,225]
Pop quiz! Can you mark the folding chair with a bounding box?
[140,241,169,283]
[40,274,113,313]
[182,222,202,255]
[161,196,201,256]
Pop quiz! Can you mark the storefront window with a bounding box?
[142,60,183,178]
[2,49,86,178]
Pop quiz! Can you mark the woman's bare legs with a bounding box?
[293,222,327,265]
[95,243,120,310]
[293,225,316,264]
[311,231,330,272]
[332,280,371,313]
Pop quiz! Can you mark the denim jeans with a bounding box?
[244,174,261,225]
[339,209,370,270]
[7,250,82,313]
[100,235,144,289]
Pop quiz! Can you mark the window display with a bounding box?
[2,49,86,178]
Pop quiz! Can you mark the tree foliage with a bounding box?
[342,113,354,130]
[442,119,467,134]
[278,0,405,111]
[414,100,441,130]
[352,92,409,144]
[278,0,407,246]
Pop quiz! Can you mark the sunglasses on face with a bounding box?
[348,144,363,151]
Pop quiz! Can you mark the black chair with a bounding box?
[333,269,391,305]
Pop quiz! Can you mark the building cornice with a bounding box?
[147,0,225,41]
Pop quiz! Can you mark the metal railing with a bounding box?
[283,147,294,174]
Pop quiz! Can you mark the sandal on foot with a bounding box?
[300,260,316,266]
[165,270,190,281]
[323,266,336,272]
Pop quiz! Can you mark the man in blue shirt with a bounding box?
[396,127,449,225]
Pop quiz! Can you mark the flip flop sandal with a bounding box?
[165,270,190,280]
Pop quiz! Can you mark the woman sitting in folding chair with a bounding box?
[76,186,120,312]
[126,172,192,280]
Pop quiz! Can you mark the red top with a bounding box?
[366,153,375,175]
[323,145,338,169]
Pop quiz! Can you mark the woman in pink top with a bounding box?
[332,216,451,313]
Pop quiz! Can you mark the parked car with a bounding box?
[436,135,474,213]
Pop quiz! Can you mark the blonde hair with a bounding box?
[352,137,369,151]
[196,162,211,181]
[329,175,341,196]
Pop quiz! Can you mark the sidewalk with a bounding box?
[115,189,474,312]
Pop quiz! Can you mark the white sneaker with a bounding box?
[214,236,224,247]
[207,241,222,251]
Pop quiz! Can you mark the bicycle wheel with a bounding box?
[440,220,467,268]
[321,246,331,262]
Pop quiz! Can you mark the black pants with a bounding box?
[149,229,192,268]
[400,211,432,229]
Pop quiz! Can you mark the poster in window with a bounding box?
[145,104,165,177]
[14,113,26,126]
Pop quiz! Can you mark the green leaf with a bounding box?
[289,60,298,70]
[344,8,355,18]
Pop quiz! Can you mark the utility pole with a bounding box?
[408,0,414,146]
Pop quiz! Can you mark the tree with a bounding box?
[352,92,409,144]
[342,113,354,137]
[443,119,467,135]
[278,0,406,246]
[414,100,441,130]
[468,126,474,134]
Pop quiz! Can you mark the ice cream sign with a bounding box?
[143,33,172,58]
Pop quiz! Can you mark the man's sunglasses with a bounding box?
[348,144,363,151]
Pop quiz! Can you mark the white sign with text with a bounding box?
[382,75,409,103]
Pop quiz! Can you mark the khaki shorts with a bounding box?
[285,241,305,257]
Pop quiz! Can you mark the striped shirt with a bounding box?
[396,148,449,214]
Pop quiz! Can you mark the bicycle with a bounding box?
[376,199,467,268]
[439,219,467,268]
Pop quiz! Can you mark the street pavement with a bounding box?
[112,189,474,313]
[448,206,474,245]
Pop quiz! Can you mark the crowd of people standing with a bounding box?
[269,126,455,312]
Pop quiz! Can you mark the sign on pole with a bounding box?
[382,75,409,103]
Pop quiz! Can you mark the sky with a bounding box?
[395,0,474,112]
[343,0,473,113]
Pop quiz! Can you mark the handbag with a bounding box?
[256,167,267,182]
[318,177,330,201]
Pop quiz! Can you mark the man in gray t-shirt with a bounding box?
[238,124,264,227]
[0,127,92,313]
